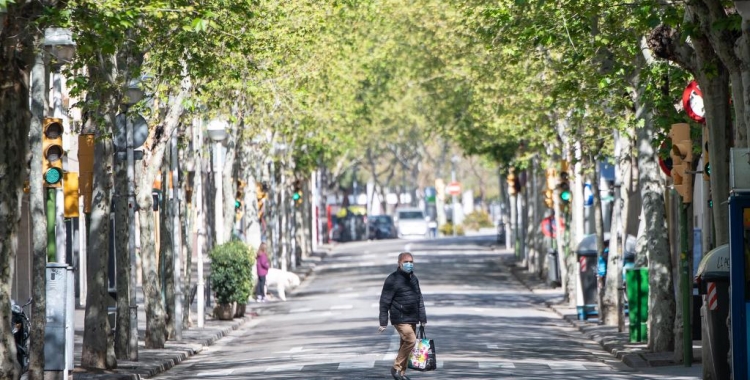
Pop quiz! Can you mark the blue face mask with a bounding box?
[402,262,414,273]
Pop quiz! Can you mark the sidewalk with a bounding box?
[71,246,332,379]
[506,257,703,378]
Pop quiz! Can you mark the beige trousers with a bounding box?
[393,323,417,374]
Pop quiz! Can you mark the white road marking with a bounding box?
[290,346,304,353]
[338,361,375,369]
[478,362,516,369]
[382,334,401,361]
[371,302,380,308]
[405,243,412,252]
[338,293,360,298]
[436,360,444,369]
[487,344,499,349]
[265,365,304,372]
[197,369,233,376]
[330,304,353,310]
[290,308,312,313]
[549,362,588,370]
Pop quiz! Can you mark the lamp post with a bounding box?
[207,118,228,245]
[451,155,460,237]
[122,79,143,360]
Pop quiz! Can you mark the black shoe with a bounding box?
[390,367,404,380]
[401,375,412,380]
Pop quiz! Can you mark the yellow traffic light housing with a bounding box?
[507,169,518,196]
[78,134,95,213]
[43,118,64,188]
[236,179,246,211]
[669,123,694,203]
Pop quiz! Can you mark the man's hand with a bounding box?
[378,326,386,333]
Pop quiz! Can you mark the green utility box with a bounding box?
[626,268,649,342]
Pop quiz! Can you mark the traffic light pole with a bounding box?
[52,69,67,265]
[679,196,693,366]
[126,108,139,360]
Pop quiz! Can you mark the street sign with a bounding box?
[583,183,594,206]
[114,113,149,152]
[446,182,461,196]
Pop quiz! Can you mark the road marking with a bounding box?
[436,360,444,369]
[404,243,412,252]
[290,346,304,353]
[478,362,515,369]
[338,293,360,298]
[549,362,588,370]
[382,334,400,361]
[265,364,304,372]
[197,369,233,376]
[371,303,379,308]
[487,344,499,349]
[338,361,375,369]
[330,304,353,310]
[290,308,312,313]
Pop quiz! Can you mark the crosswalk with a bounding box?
[196,360,612,376]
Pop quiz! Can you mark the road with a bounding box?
[152,236,699,380]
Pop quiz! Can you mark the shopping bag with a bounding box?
[407,325,436,371]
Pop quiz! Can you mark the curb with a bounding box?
[72,313,253,379]
[506,262,648,370]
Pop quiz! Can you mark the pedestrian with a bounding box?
[378,252,427,380]
[256,242,270,302]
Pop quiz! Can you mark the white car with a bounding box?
[395,208,428,238]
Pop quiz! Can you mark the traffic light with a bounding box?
[544,168,556,209]
[558,171,571,204]
[42,117,64,188]
[507,169,519,196]
[292,180,303,205]
[703,141,710,182]
[256,182,267,220]
[669,123,694,203]
[79,134,95,213]
[236,179,246,211]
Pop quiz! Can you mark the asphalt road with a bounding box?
[151,236,699,380]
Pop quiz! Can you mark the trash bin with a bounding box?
[575,250,599,320]
[695,244,730,380]
[626,267,649,342]
[547,249,560,286]
[575,234,605,320]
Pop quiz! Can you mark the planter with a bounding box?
[235,303,247,318]
[214,303,235,320]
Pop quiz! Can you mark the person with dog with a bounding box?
[378,252,427,380]
[255,242,270,302]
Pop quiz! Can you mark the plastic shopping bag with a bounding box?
[407,325,436,371]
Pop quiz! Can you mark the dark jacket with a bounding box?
[379,268,426,326]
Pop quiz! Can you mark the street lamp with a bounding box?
[451,155,460,237]
[122,79,143,361]
[207,118,228,245]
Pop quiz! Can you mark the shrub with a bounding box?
[463,210,494,231]
[209,241,255,305]
[438,222,465,236]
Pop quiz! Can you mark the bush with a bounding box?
[463,210,494,231]
[438,222,465,236]
[209,241,255,305]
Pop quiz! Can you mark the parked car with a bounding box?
[368,215,397,240]
[395,208,428,238]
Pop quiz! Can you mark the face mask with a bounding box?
[402,262,414,273]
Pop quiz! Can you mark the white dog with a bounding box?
[265,268,301,301]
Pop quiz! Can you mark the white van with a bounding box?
[395,208,428,238]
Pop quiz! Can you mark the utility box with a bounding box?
[696,245,731,380]
[626,268,649,342]
[45,263,68,370]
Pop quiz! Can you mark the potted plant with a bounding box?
[209,240,254,320]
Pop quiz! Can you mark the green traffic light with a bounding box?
[44,167,62,185]
[705,162,710,176]
[560,190,571,202]
[292,192,301,201]
[235,200,241,209]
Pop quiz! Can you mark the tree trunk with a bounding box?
[591,165,609,325]
[222,124,238,244]
[160,166,175,340]
[0,23,31,379]
[81,120,116,369]
[80,54,119,370]
[114,157,130,359]
[28,51,48,380]
[180,129,194,329]
[636,96,676,353]
[135,82,189,349]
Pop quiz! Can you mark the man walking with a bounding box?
[379,252,426,380]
